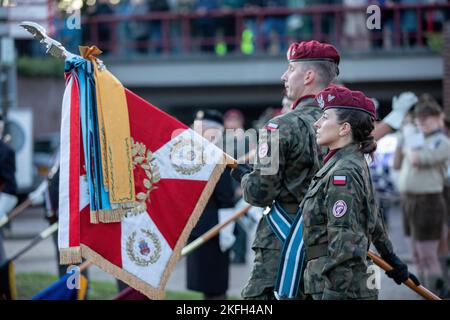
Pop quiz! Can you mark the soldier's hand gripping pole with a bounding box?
[367,251,441,300]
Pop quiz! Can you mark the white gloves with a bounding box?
[383,92,418,130]
[218,208,236,253]
[0,193,18,220]
[28,180,48,206]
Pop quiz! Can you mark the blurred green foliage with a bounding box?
[425,32,443,54]
[17,57,65,77]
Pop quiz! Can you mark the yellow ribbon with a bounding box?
[79,46,135,206]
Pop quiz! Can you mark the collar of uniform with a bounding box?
[314,143,360,178]
[291,95,317,110]
[425,128,444,138]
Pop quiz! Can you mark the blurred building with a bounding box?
[12,1,450,129]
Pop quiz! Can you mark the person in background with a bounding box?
[395,94,450,296]
[186,109,236,300]
[223,109,249,264]
[439,113,450,294]
[0,113,18,265]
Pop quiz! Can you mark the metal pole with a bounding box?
[0,6,9,120]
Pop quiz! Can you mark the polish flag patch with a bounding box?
[266,123,279,131]
[333,175,347,185]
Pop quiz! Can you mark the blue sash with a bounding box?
[266,202,305,299]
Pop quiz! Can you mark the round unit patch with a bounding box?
[332,200,348,218]
[258,142,269,158]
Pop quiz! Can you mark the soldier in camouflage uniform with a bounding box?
[299,86,419,299]
[231,40,340,300]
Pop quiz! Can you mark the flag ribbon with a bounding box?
[266,201,305,299]
[69,46,136,224]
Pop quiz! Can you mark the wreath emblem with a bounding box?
[169,138,207,175]
[126,229,162,267]
[126,138,161,217]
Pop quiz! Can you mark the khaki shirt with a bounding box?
[398,130,450,194]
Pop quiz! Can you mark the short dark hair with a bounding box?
[301,61,339,87]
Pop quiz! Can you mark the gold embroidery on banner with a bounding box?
[107,138,136,202]
[126,229,162,267]
[169,138,207,175]
[125,138,161,217]
[100,127,109,189]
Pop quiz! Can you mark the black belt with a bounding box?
[305,243,328,261]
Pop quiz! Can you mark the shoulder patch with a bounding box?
[333,175,347,186]
[258,142,269,158]
[332,200,348,218]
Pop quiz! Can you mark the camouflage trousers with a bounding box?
[241,246,279,300]
[241,217,280,300]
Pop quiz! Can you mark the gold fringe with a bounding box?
[79,158,228,299]
[81,244,165,300]
[59,247,82,265]
[158,156,228,292]
[116,202,137,210]
[98,208,128,223]
[90,210,99,224]
[90,208,133,224]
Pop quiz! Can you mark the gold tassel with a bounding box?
[59,247,82,265]
[97,208,128,223]
[90,210,99,224]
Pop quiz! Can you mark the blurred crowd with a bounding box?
[53,0,450,56]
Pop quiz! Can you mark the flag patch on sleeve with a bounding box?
[333,175,347,185]
[266,123,279,131]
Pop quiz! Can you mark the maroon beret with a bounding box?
[287,40,340,65]
[316,86,376,119]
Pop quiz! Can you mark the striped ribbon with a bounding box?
[266,202,305,299]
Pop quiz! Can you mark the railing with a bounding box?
[53,3,450,57]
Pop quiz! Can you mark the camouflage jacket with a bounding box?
[241,97,323,212]
[301,143,394,299]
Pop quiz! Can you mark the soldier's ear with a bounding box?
[304,69,315,86]
[339,122,352,137]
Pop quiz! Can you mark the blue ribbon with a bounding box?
[266,202,305,299]
[65,57,112,213]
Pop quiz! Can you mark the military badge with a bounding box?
[266,122,279,132]
[317,94,325,109]
[126,228,162,267]
[170,138,206,175]
[327,94,335,102]
[332,200,347,218]
[333,175,347,185]
[258,142,269,158]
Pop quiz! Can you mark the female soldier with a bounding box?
[298,86,418,300]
